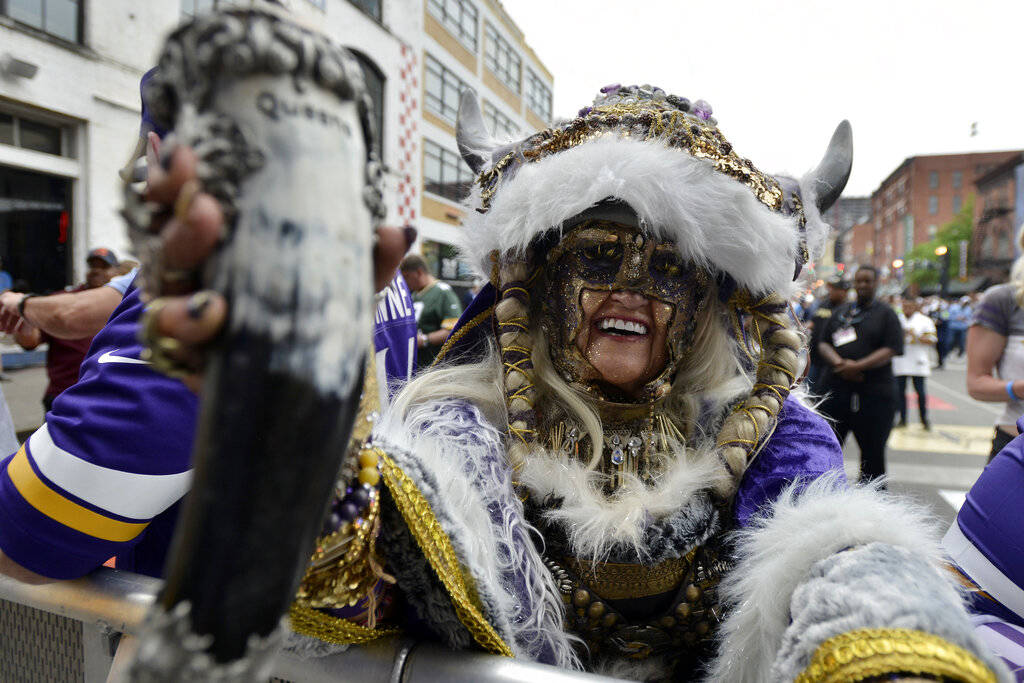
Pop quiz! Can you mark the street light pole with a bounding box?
[935,245,951,298]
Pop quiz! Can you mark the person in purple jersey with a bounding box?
[944,419,1024,680]
[372,270,418,400]
[0,262,414,585]
[0,280,197,583]
[0,64,416,584]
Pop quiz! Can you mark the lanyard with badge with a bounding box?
[832,301,872,348]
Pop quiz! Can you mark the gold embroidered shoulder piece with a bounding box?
[378,450,514,657]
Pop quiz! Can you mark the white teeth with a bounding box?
[598,318,648,334]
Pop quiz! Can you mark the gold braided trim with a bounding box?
[288,603,400,646]
[378,452,514,657]
[794,628,996,683]
[432,305,495,366]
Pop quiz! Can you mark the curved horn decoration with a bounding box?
[809,120,853,213]
[457,89,496,173]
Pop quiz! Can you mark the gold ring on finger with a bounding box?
[173,178,202,224]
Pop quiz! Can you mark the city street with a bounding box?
[840,354,995,528]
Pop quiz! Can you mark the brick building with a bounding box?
[846,220,874,269]
[822,196,870,269]
[972,153,1023,283]
[867,151,1020,271]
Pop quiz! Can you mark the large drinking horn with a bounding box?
[122,3,383,679]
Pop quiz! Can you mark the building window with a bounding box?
[0,109,74,157]
[929,171,939,189]
[928,195,939,214]
[421,240,474,281]
[351,51,385,159]
[423,139,474,202]
[345,0,380,20]
[952,194,962,213]
[424,53,469,123]
[181,0,218,17]
[525,68,552,122]
[998,231,1011,257]
[3,0,82,42]
[981,234,993,258]
[484,23,521,93]
[482,99,519,139]
[952,171,963,189]
[427,0,478,52]
[928,224,938,238]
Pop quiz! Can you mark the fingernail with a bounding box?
[403,225,417,248]
[187,291,213,319]
[160,146,173,171]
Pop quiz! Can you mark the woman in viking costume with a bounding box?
[144,84,1009,681]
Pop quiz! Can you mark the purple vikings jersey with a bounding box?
[944,417,1024,679]
[0,284,197,579]
[373,273,417,399]
[0,275,417,580]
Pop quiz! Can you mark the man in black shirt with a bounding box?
[818,265,904,481]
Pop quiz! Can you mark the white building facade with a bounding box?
[0,0,551,291]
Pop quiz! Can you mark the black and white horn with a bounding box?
[456,89,496,173]
[807,120,853,213]
[120,3,382,680]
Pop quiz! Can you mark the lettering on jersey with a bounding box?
[375,276,414,324]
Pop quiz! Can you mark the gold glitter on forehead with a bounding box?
[476,100,787,216]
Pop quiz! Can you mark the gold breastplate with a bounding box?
[545,544,730,665]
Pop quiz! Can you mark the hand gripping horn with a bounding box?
[122,3,383,680]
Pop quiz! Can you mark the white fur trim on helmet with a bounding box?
[460,136,806,295]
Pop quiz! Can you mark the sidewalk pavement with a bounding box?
[1,365,46,441]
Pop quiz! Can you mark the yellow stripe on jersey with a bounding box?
[441,317,460,330]
[7,447,148,542]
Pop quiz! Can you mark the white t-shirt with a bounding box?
[892,311,937,377]
[104,268,139,296]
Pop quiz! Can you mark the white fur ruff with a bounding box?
[706,474,947,682]
[373,400,578,668]
[517,442,727,564]
[461,136,823,295]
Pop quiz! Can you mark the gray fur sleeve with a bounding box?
[771,542,1010,682]
[705,474,1009,682]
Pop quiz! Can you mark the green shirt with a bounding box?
[413,281,463,367]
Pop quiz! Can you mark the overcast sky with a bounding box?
[501,0,1024,197]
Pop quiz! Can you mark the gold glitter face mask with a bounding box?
[541,217,710,402]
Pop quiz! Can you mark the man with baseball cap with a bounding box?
[8,248,121,411]
[805,276,851,393]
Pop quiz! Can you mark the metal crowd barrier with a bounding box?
[0,568,620,682]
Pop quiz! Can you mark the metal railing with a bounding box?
[0,568,619,682]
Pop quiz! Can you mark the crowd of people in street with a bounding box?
[799,265,1024,478]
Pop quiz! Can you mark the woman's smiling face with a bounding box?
[543,219,707,398]
[573,288,674,396]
